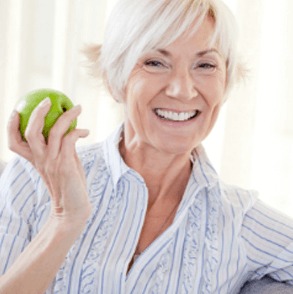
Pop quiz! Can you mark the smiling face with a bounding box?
[121,15,227,156]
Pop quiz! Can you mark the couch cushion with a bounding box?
[239,276,293,294]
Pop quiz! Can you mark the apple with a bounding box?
[16,88,77,142]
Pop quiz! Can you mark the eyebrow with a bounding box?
[156,48,220,57]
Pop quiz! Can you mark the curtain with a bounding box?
[0,0,292,216]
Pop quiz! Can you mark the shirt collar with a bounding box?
[190,144,223,211]
[190,144,219,188]
[103,122,130,191]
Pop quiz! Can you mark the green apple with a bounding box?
[16,88,77,142]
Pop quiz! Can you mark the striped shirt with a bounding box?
[0,123,293,294]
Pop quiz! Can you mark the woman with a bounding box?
[0,0,293,293]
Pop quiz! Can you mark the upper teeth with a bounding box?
[155,109,197,121]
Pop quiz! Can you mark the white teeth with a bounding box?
[173,112,179,121]
[178,113,185,121]
[155,109,198,121]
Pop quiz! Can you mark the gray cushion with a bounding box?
[239,276,293,294]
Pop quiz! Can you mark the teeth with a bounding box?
[178,113,185,121]
[155,109,198,121]
[173,112,179,121]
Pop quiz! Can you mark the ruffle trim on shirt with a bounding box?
[201,185,220,293]
[78,179,124,293]
[191,146,221,293]
[148,239,176,293]
[178,193,203,293]
[143,185,219,294]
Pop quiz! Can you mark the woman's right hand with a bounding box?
[7,98,91,230]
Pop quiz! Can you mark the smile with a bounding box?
[154,108,200,122]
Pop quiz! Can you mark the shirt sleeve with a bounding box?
[242,198,293,285]
[0,155,38,275]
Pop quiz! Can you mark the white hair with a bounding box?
[83,0,245,102]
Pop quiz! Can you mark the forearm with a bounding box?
[0,218,84,294]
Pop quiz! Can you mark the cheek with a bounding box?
[124,80,150,127]
[126,76,148,103]
[202,78,226,107]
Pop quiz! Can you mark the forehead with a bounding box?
[147,16,221,58]
[170,15,216,48]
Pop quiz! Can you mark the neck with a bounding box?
[119,133,192,208]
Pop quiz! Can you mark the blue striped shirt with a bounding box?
[0,123,293,293]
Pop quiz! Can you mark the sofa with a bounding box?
[239,276,293,293]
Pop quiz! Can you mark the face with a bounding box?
[122,16,227,156]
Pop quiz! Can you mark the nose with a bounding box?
[165,67,199,101]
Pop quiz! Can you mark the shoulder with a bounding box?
[243,197,293,234]
[219,182,259,214]
[0,155,42,226]
[200,181,260,230]
[0,155,40,189]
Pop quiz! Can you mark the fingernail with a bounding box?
[73,104,81,110]
[39,97,51,107]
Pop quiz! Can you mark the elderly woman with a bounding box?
[0,0,293,293]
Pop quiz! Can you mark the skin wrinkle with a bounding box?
[120,15,227,212]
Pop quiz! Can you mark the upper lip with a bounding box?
[153,108,200,113]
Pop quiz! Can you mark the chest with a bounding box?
[50,179,245,293]
[136,200,180,250]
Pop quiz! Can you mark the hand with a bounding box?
[7,98,91,228]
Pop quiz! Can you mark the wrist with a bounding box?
[46,216,87,242]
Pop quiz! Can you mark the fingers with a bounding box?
[7,110,33,161]
[47,105,84,160]
[25,98,52,157]
[8,98,89,172]
[61,128,90,157]
[55,129,89,184]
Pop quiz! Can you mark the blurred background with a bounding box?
[0,0,292,216]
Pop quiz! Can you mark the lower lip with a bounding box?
[153,110,200,128]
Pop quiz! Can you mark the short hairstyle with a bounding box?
[83,0,245,102]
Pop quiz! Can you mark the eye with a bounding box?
[143,59,169,73]
[198,63,216,69]
[144,60,165,67]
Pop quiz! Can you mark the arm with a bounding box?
[242,199,293,285]
[0,218,83,294]
[0,99,90,293]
